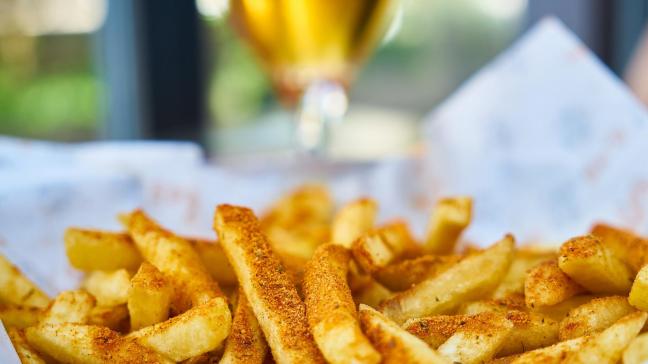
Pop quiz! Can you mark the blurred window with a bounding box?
[197,0,527,129]
[0,0,106,140]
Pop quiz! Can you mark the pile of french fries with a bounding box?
[3,184,648,363]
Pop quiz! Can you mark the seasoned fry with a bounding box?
[123,210,226,313]
[129,297,232,362]
[331,198,378,248]
[373,254,461,291]
[261,184,333,227]
[26,323,171,364]
[623,332,648,364]
[591,223,648,273]
[220,289,268,364]
[563,311,647,364]
[423,196,472,254]
[507,336,588,364]
[381,235,514,324]
[437,311,512,364]
[82,269,131,306]
[0,254,50,309]
[405,310,557,356]
[64,228,142,271]
[303,244,380,364]
[89,305,128,332]
[492,249,556,299]
[41,290,95,325]
[358,304,450,364]
[352,221,421,274]
[189,238,238,287]
[629,264,648,311]
[0,305,42,329]
[214,204,324,364]
[497,310,559,356]
[7,328,45,364]
[558,235,633,294]
[128,262,173,331]
[558,295,635,340]
[352,276,394,308]
[524,260,584,308]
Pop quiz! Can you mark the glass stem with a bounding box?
[295,80,349,155]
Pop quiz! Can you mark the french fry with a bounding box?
[303,244,380,364]
[26,323,172,364]
[423,196,472,254]
[123,210,226,313]
[82,269,131,306]
[563,311,647,364]
[590,223,648,273]
[129,297,232,362]
[89,305,129,332]
[331,198,377,248]
[623,332,648,364]
[64,228,142,271]
[7,328,45,364]
[40,290,95,325]
[373,254,461,291]
[497,310,559,356]
[0,305,42,329]
[353,277,394,308]
[261,184,333,228]
[492,249,556,299]
[524,260,584,308]
[214,204,324,364]
[437,311,513,364]
[405,310,557,356]
[506,335,588,364]
[128,262,173,331]
[352,221,421,274]
[189,238,238,287]
[558,235,633,294]
[358,304,450,364]
[380,235,514,324]
[220,289,268,364]
[629,264,648,311]
[0,254,50,309]
[558,295,635,340]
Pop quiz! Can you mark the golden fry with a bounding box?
[40,290,95,325]
[64,228,142,271]
[214,204,324,364]
[381,235,514,324]
[629,264,648,311]
[563,311,647,364]
[590,223,648,273]
[303,244,380,364]
[331,198,378,248]
[558,295,635,340]
[128,262,173,331]
[123,210,226,312]
[358,304,450,364]
[423,196,472,254]
[0,254,49,308]
[558,235,633,294]
[0,305,42,329]
[373,254,461,291]
[26,323,171,364]
[220,289,268,364]
[524,260,584,308]
[82,269,131,306]
[129,297,232,362]
[7,328,45,364]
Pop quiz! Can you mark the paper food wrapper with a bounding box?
[2,17,648,360]
[424,17,648,245]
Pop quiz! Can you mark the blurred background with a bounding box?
[0,0,646,158]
